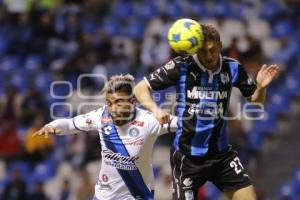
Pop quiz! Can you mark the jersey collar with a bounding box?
[192,54,222,75]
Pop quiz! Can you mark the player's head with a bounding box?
[106,74,136,126]
[197,24,222,70]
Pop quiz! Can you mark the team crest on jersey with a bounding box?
[184,190,194,200]
[220,72,230,84]
[183,178,193,188]
[130,120,144,127]
[129,127,139,137]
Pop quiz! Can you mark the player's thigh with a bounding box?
[225,185,256,200]
[170,149,206,200]
[212,149,252,193]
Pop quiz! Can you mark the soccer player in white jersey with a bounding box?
[34,74,177,200]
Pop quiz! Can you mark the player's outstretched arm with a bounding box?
[134,80,170,124]
[249,64,279,103]
[33,124,62,138]
[33,118,80,138]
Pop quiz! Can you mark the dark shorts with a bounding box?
[170,147,252,200]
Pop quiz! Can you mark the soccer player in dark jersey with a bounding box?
[134,24,279,200]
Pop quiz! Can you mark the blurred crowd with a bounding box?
[0,0,299,199]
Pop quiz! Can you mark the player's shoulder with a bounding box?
[222,56,241,66]
[135,108,157,124]
[136,107,154,118]
[173,55,194,64]
[84,106,106,118]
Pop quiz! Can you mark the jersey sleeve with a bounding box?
[147,113,177,136]
[233,64,257,97]
[71,107,105,132]
[144,59,180,91]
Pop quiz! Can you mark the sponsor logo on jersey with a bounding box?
[129,127,140,137]
[183,178,193,187]
[187,87,228,100]
[102,149,139,170]
[220,72,230,84]
[184,190,194,200]
[123,138,144,146]
[130,120,144,127]
[101,117,113,123]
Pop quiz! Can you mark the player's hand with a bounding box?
[154,109,171,124]
[256,64,279,89]
[33,125,61,138]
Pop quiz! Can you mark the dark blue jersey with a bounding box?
[145,55,257,156]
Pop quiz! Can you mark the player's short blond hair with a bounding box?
[201,24,220,41]
[107,74,135,95]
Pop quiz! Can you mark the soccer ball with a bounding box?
[168,18,204,54]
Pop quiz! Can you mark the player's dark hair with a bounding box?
[107,74,135,95]
[201,24,220,41]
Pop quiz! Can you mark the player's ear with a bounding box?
[219,41,223,49]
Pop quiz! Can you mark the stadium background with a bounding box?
[0,0,299,199]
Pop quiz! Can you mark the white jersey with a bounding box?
[49,106,177,200]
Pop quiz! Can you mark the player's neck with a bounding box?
[197,54,220,73]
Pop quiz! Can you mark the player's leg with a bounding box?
[170,148,206,200]
[211,148,256,199]
[224,185,256,200]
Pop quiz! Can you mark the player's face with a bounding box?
[106,91,136,126]
[197,40,222,70]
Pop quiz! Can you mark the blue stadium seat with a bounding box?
[125,21,145,39]
[272,41,297,64]
[51,103,72,118]
[102,20,120,37]
[113,1,133,19]
[81,20,97,34]
[266,89,290,115]
[134,2,157,20]
[187,1,208,18]
[31,158,57,182]
[272,20,294,38]
[260,1,282,20]
[212,1,233,18]
[285,73,300,97]
[11,70,29,92]
[0,56,21,72]
[249,113,277,148]
[7,161,31,180]
[0,35,10,54]
[164,2,183,19]
[35,72,53,93]
[24,55,44,72]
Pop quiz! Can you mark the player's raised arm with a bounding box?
[33,108,104,137]
[249,64,279,103]
[134,80,170,124]
[134,60,180,124]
